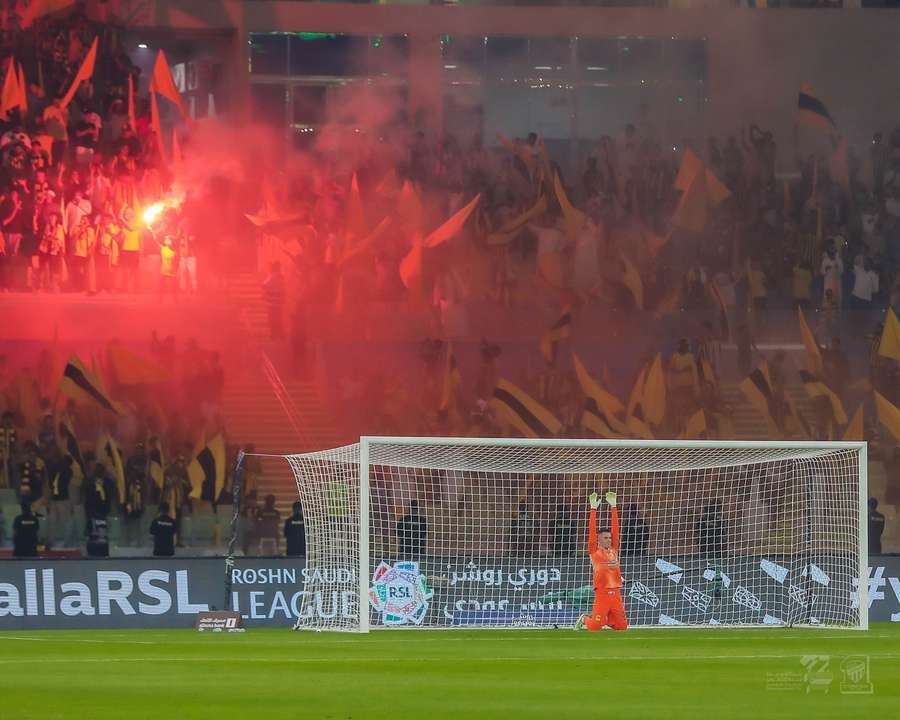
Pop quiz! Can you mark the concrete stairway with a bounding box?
[221,377,345,523]
[226,273,270,338]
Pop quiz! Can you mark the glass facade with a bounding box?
[249,32,707,151]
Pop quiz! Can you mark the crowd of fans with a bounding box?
[3,7,900,556]
[0,9,201,297]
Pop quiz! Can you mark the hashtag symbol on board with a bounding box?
[850,566,886,609]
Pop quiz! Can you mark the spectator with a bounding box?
[149,502,176,557]
[256,494,281,554]
[284,500,306,557]
[124,443,148,547]
[552,504,575,555]
[13,502,40,557]
[396,499,427,558]
[849,255,879,312]
[697,503,724,559]
[46,453,76,548]
[868,497,885,555]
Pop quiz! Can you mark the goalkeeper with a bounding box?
[575,491,628,631]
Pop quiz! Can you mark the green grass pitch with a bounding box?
[2,625,898,719]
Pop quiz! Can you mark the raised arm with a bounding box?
[605,491,619,551]
[610,505,620,552]
[587,492,600,553]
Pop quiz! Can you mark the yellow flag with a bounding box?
[879,308,900,361]
[642,353,666,426]
[798,307,824,376]
[876,392,900,443]
[843,404,864,441]
[487,195,547,246]
[620,254,644,309]
[553,172,586,238]
[424,194,480,249]
[682,409,707,439]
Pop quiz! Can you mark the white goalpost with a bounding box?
[284,438,868,632]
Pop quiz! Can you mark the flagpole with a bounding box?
[223,449,244,611]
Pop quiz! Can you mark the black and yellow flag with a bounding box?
[572,353,628,432]
[540,307,572,365]
[798,84,835,130]
[625,365,654,439]
[439,343,462,413]
[60,354,120,414]
[875,392,900,444]
[798,369,848,425]
[96,431,126,503]
[491,379,562,439]
[739,363,779,433]
[878,308,900,362]
[188,433,225,502]
[707,280,729,339]
[581,398,627,439]
[58,417,83,470]
[798,307,824,377]
[147,436,165,493]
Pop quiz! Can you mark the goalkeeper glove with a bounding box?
[605,491,617,507]
[588,492,601,509]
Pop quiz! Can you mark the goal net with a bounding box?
[284,438,867,632]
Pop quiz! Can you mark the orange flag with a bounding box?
[424,194,480,249]
[61,37,97,109]
[16,62,27,113]
[0,59,21,116]
[171,127,182,164]
[674,148,704,192]
[151,50,189,120]
[127,74,137,130]
[150,90,166,164]
[399,235,423,289]
[672,164,708,232]
[829,137,850,195]
[396,180,424,232]
[347,172,366,238]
